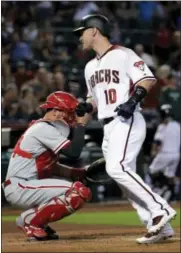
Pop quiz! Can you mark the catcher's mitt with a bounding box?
[84,157,112,184]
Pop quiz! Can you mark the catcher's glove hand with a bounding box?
[84,158,112,184]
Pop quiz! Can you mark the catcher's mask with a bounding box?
[40,91,78,126]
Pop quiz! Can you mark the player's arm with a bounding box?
[126,49,157,101]
[151,140,162,158]
[52,163,85,181]
[59,124,85,160]
[38,121,85,160]
[115,49,156,119]
[76,65,97,117]
[59,113,91,160]
[150,125,163,157]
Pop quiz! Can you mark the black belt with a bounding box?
[102,117,114,125]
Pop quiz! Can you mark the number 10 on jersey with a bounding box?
[104,88,117,104]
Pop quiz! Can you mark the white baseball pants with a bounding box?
[102,111,172,225]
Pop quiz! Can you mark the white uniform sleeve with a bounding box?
[126,49,156,85]
[154,125,164,142]
[37,122,71,154]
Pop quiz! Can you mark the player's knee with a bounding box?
[105,162,122,178]
[65,181,92,210]
[72,181,92,201]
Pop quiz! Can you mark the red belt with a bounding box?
[4,179,11,188]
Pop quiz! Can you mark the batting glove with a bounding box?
[76,102,93,117]
[114,100,136,119]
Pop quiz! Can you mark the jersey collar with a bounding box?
[96,45,120,60]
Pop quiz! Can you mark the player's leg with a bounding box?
[127,152,175,243]
[128,199,175,243]
[105,112,176,234]
[7,179,91,240]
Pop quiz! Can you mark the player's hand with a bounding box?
[76,113,91,126]
[75,102,93,117]
[114,100,136,119]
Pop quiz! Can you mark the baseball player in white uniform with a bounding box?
[74,14,176,244]
[149,104,180,200]
[2,91,92,241]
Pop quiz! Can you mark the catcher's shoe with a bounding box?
[16,216,48,241]
[43,225,60,240]
[148,209,176,234]
[136,224,175,244]
[16,216,59,241]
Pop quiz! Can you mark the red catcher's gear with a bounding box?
[40,91,79,125]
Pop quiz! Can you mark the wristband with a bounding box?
[129,86,147,104]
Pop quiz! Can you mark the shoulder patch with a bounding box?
[134,61,145,71]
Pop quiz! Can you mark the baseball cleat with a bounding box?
[137,224,175,244]
[148,209,177,234]
[16,216,59,241]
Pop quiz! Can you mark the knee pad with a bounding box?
[29,182,91,227]
[72,181,92,201]
[65,181,92,210]
[29,197,72,227]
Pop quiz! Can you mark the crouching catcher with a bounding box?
[2,91,91,241]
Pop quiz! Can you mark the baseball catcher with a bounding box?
[2,91,92,241]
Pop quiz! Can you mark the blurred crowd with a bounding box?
[2,1,181,124]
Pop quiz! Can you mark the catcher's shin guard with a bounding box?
[28,181,91,227]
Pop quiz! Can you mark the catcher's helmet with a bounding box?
[73,14,110,37]
[40,91,78,125]
[160,104,173,119]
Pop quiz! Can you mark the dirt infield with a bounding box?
[2,203,180,252]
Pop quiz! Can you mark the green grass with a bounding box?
[2,208,180,227]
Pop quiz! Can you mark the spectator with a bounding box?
[23,22,38,43]
[21,62,52,100]
[159,74,181,122]
[19,87,39,118]
[134,44,157,70]
[169,31,181,87]
[67,74,81,98]
[28,97,45,121]
[156,64,171,81]
[32,31,54,62]
[2,53,12,87]
[10,32,33,63]
[36,1,53,26]
[110,22,121,44]
[115,2,131,28]
[52,72,66,92]
[73,2,99,23]
[153,22,172,64]
[137,1,158,28]
[13,61,33,90]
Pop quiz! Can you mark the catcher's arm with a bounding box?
[59,114,90,160]
[52,163,85,181]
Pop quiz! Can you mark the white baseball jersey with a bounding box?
[6,119,71,180]
[153,121,180,153]
[85,45,156,119]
